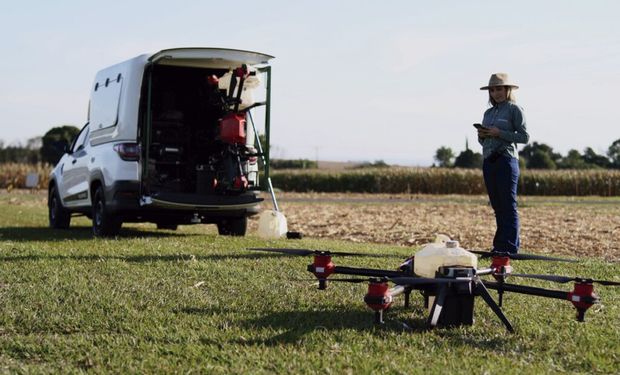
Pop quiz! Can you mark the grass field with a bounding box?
[0,192,619,373]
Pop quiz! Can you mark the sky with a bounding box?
[1,0,619,166]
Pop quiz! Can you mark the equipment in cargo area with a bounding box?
[246,236,619,332]
[142,54,288,237]
[144,63,259,196]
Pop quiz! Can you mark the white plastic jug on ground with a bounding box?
[413,240,478,278]
[257,210,288,239]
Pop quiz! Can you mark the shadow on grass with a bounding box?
[0,252,287,263]
[182,305,431,345]
[182,304,516,351]
[0,226,199,242]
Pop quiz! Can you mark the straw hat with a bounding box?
[480,73,519,90]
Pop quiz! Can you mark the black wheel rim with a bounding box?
[50,196,57,221]
[95,198,103,227]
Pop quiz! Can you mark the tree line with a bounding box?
[0,126,80,165]
[434,139,620,169]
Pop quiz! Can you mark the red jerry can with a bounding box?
[220,113,246,144]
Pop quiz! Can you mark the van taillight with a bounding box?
[113,143,140,161]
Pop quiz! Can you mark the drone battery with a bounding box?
[220,113,246,144]
[438,292,475,326]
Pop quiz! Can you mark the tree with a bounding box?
[557,149,589,169]
[40,125,80,165]
[454,149,482,169]
[607,139,620,169]
[434,146,454,168]
[582,147,610,169]
[519,142,561,169]
[528,149,557,169]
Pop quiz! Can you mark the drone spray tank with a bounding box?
[413,240,478,278]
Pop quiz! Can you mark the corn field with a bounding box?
[0,163,51,190]
[2,164,620,196]
[271,168,620,196]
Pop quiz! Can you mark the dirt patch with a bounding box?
[251,193,620,261]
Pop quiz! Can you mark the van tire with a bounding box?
[49,185,71,229]
[92,186,122,237]
[217,217,247,236]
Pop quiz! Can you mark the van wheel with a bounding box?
[49,186,71,229]
[156,223,178,230]
[92,186,122,237]
[217,217,247,236]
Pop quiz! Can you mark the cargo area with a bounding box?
[141,64,261,205]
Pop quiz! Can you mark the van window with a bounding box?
[90,75,123,130]
[70,124,90,153]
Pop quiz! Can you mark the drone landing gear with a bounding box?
[474,280,515,333]
[425,267,515,332]
[374,310,385,325]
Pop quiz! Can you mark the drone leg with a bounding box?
[404,288,411,308]
[427,285,448,328]
[497,278,505,307]
[475,280,514,333]
[374,310,385,324]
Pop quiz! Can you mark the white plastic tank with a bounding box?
[413,240,478,278]
[218,71,260,110]
[257,210,288,239]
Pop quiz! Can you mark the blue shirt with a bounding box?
[478,101,529,160]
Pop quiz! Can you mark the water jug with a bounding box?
[257,210,288,239]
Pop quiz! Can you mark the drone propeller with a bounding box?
[469,250,576,262]
[389,277,471,286]
[293,277,377,284]
[510,273,620,286]
[294,277,471,285]
[247,247,403,258]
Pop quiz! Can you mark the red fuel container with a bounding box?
[220,113,246,144]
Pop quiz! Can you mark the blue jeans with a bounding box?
[483,155,520,253]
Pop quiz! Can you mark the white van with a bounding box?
[48,48,274,237]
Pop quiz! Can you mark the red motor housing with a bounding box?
[490,256,512,281]
[568,282,599,322]
[312,254,335,290]
[220,113,246,144]
[364,281,393,312]
[312,254,335,279]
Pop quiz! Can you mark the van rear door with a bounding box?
[139,48,273,209]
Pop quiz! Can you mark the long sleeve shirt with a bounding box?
[478,101,529,160]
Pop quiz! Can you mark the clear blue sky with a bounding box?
[1,0,619,165]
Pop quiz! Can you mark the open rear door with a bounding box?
[139,48,273,210]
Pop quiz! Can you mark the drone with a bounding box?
[247,242,619,332]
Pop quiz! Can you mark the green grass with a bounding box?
[0,193,619,373]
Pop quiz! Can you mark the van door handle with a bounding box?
[72,159,77,164]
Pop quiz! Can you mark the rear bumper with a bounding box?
[104,181,262,221]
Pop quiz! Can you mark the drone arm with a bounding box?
[389,284,407,298]
[331,265,408,279]
[483,281,569,301]
[475,267,495,276]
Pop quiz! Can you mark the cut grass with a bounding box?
[0,192,618,373]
